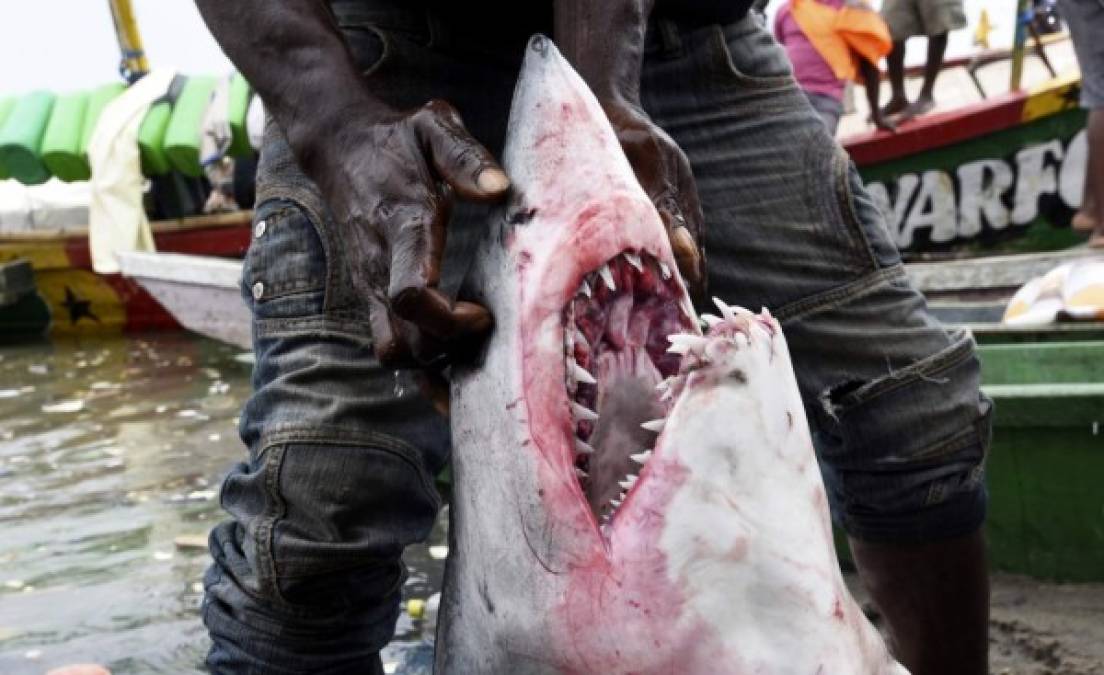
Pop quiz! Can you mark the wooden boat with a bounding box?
[116,249,251,349]
[841,35,1088,259]
[0,211,250,340]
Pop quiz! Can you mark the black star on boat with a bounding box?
[60,286,101,325]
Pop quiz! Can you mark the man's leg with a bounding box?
[901,31,949,119]
[883,40,910,116]
[851,531,989,674]
[201,8,520,671]
[642,17,991,675]
[1088,109,1104,244]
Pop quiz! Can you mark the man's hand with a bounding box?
[555,0,707,298]
[603,101,706,296]
[322,100,510,367]
[194,1,509,369]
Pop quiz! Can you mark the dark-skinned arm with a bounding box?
[193,0,510,366]
[554,0,706,296]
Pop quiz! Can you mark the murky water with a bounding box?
[0,334,445,674]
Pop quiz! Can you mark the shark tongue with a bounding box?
[563,251,695,525]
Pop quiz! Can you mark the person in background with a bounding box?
[880,0,967,120]
[774,0,897,134]
[1061,0,1104,247]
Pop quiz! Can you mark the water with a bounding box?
[0,334,446,674]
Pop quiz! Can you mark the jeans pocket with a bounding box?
[711,19,794,90]
[244,200,328,320]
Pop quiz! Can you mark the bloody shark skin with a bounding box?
[441,35,909,675]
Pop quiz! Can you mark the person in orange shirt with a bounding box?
[774,0,897,134]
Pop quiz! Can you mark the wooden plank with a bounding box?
[904,247,1099,292]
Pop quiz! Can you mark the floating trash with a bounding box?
[24,649,41,660]
[153,551,173,561]
[4,579,25,590]
[41,399,84,414]
[174,534,209,551]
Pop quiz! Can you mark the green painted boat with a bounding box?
[842,35,1088,259]
[979,340,1104,582]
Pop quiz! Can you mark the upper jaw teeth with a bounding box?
[623,252,643,271]
[571,361,597,385]
[598,263,616,290]
[571,401,599,421]
[640,418,665,433]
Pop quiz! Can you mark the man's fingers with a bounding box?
[392,286,493,344]
[665,211,704,296]
[415,100,510,203]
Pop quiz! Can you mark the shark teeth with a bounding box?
[658,261,672,280]
[575,438,595,455]
[578,277,592,298]
[598,263,616,290]
[619,475,638,490]
[570,401,599,422]
[701,313,723,327]
[623,251,643,271]
[712,296,738,322]
[571,361,597,385]
[575,466,589,479]
[667,333,709,355]
[640,418,665,433]
[631,450,652,465]
[610,497,622,508]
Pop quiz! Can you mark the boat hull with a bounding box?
[0,212,250,340]
[845,75,1087,258]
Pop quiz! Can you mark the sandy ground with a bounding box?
[845,572,1104,674]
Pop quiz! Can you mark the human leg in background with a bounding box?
[882,40,910,116]
[900,31,948,120]
[1087,109,1104,245]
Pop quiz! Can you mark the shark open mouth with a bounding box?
[562,249,698,526]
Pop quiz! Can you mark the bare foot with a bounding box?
[45,665,111,675]
[897,97,936,122]
[880,96,909,117]
[1072,210,1098,232]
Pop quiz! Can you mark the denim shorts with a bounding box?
[202,3,992,672]
[881,0,967,41]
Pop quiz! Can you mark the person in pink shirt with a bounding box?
[774,0,896,134]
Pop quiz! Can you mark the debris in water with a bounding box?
[174,535,209,551]
[153,551,173,561]
[428,545,449,560]
[41,400,84,413]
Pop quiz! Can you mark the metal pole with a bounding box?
[1009,0,1031,91]
[107,0,150,83]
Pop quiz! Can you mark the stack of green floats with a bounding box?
[0,73,255,186]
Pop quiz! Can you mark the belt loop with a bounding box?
[425,9,443,50]
[657,19,683,58]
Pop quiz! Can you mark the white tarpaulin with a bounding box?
[87,69,176,274]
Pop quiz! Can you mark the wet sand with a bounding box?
[845,572,1104,674]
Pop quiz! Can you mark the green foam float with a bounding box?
[0,97,16,180]
[164,75,217,177]
[79,82,126,159]
[41,91,91,182]
[0,91,56,185]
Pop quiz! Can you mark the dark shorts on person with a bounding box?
[881,0,967,41]
[201,2,993,672]
[1058,0,1104,109]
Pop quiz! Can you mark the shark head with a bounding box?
[442,35,907,675]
